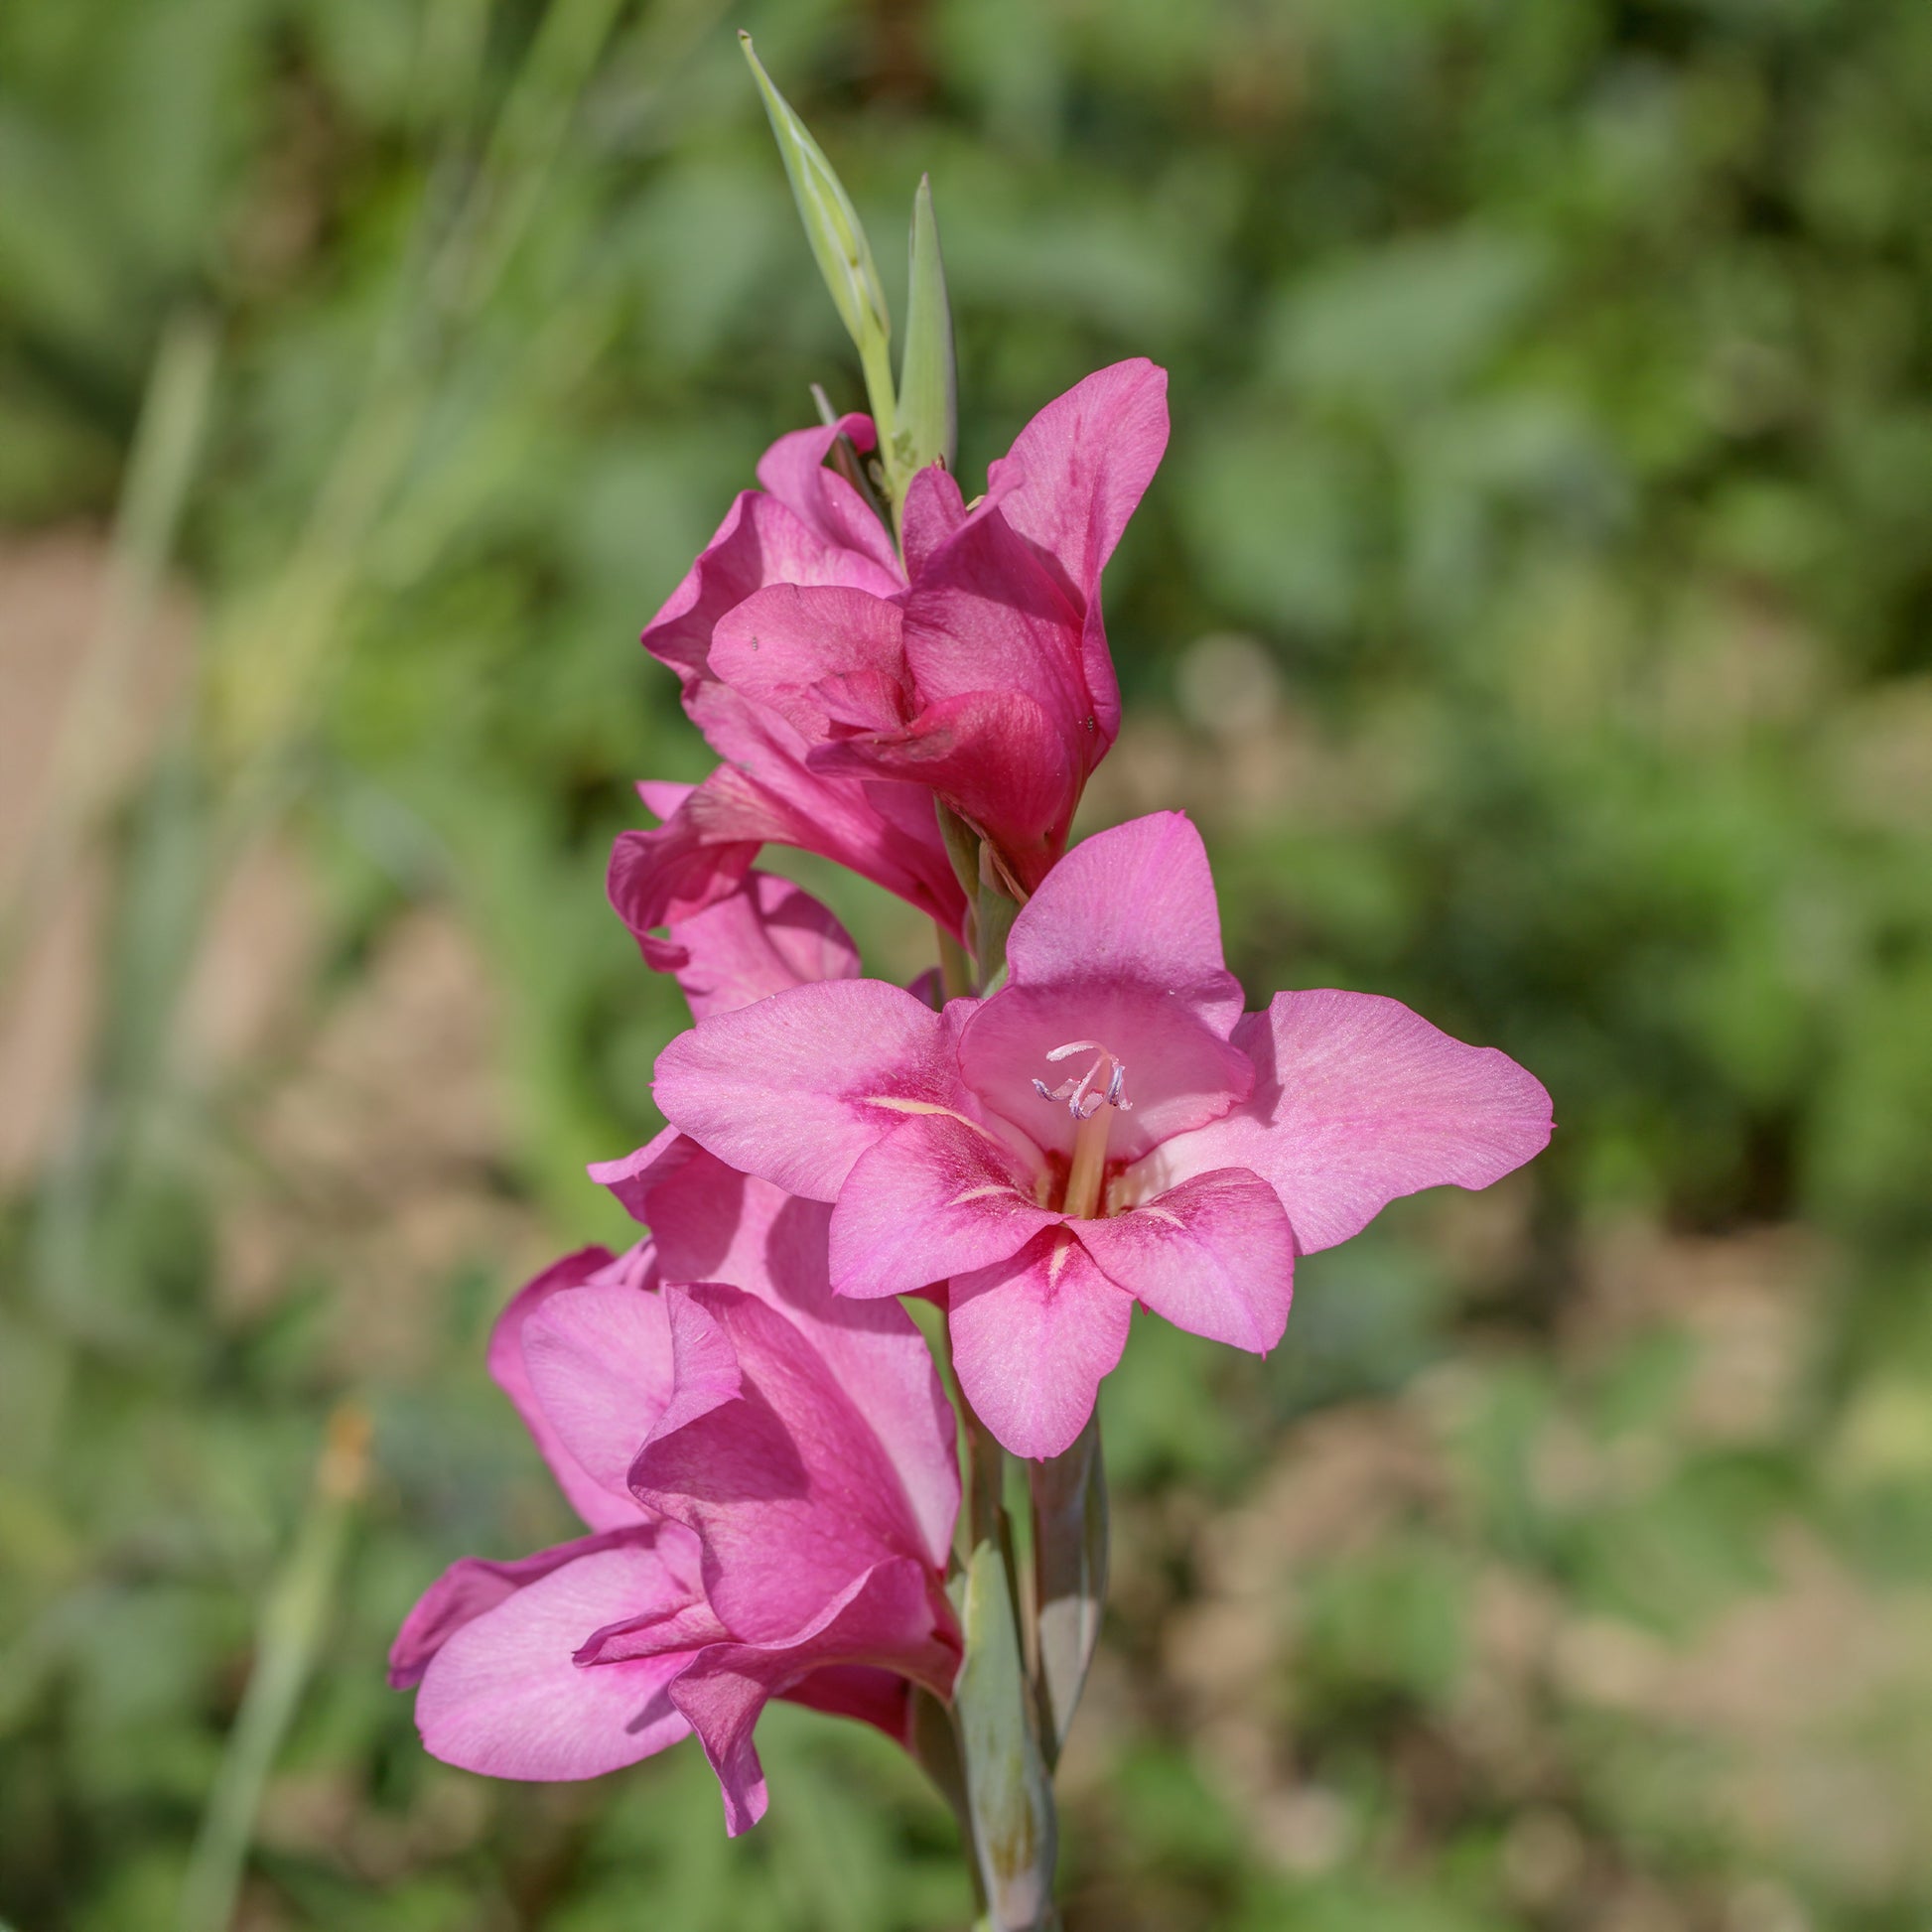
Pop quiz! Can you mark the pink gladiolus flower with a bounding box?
[609,416,965,970]
[609,360,1170,966]
[389,1149,962,1834]
[652,812,1554,1457]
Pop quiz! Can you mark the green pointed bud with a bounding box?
[739,32,899,490]
[899,173,957,483]
[954,1541,1058,1929]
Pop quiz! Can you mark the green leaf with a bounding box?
[954,1540,1058,1930]
[899,174,957,482]
[738,32,898,485]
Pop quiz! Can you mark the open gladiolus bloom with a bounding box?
[390,1147,961,1834]
[654,813,1553,1457]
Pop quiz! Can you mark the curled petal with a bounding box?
[389,1531,638,1690]
[486,1247,646,1534]
[669,1556,958,1837]
[412,1539,699,1781]
[630,1285,952,1633]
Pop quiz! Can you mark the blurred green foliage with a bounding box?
[4,0,1932,1928]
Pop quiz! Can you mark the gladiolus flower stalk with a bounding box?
[390,43,1555,1930]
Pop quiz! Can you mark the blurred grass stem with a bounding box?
[177,1404,371,1932]
[0,310,216,995]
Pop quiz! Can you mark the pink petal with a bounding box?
[642,471,898,682]
[607,745,964,973]
[486,1248,643,1534]
[988,358,1168,748]
[778,1665,913,1747]
[412,1539,698,1780]
[667,870,862,1022]
[684,681,967,927]
[1076,1169,1294,1353]
[669,1557,957,1837]
[807,686,1082,895]
[899,464,967,579]
[899,503,1088,739]
[389,1532,635,1689]
[709,585,909,741]
[1138,990,1555,1253]
[593,1129,793,1288]
[630,1286,950,1639]
[641,1286,746,1448]
[653,979,963,1201]
[948,1228,1135,1459]
[741,1209,964,1577]
[1003,812,1243,1030]
[592,1139,960,1572]
[754,416,901,580]
[989,358,1171,611]
[606,767,774,970]
[829,1108,1054,1300]
[519,1284,678,1502]
[959,978,1252,1164]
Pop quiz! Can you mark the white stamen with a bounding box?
[1033,1038,1133,1119]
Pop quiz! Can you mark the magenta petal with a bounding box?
[829,1109,1054,1300]
[594,1130,793,1290]
[780,1665,913,1746]
[900,507,1088,747]
[643,1287,746,1448]
[710,585,909,741]
[754,416,901,579]
[809,687,1081,892]
[413,1540,697,1780]
[738,1213,964,1575]
[631,1286,947,1636]
[591,1141,958,1571]
[653,979,964,1201]
[607,768,774,970]
[1003,812,1243,1029]
[520,1284,678,1502]
[899,464,968,579]
[989,358,1171,613]
[668,870,862,1022]
[389,1532,635,1689]
[1076,1169,1295,1353]
[642,476,898,682]
[1142,990,1556,1253]
[949,1228,1135,1459]
[486,1248,643,1534]
[669,1556,956,1837]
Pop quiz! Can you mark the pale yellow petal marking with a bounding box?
[947,1183,1015,1207]
[861,1096,1004,1146]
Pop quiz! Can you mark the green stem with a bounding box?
[938,922,976,1000]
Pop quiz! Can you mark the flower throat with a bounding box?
[1035,1040,1132,1220]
